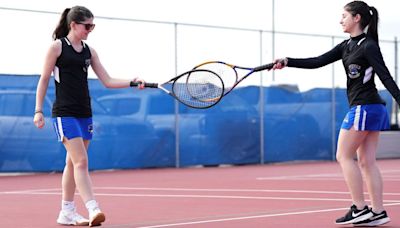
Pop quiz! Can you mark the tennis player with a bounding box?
[33,6,144,226]
[272,1,398,226]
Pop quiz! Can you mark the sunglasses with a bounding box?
[76,22,95,31]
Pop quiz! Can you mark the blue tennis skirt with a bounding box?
[52,117,93,141]
[341,104,389,131]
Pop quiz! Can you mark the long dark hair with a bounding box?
[52,6,94,40]
[344,1,379,42]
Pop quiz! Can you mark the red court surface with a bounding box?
[0,159,399,228]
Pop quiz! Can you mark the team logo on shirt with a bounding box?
[83,59,91,72]
[348,64,361,79]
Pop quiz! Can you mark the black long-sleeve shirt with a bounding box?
[287,33,400,107]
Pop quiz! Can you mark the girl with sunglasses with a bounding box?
[33,6,145,226]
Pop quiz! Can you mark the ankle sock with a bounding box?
[62,200,75,212]
[371,209,383,214]
[85,199,100,214]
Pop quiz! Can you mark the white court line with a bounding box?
[2,187,400,196]
[2,190,400,203]
[92,187,400,196]
[258,177,400,181]
[136,202,400,228]
[258,177,344,181]
[256,173,342,180]
[256,170,400,181]
[381,169,400,173]
[0,187,61,194]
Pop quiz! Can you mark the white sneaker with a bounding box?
[89,207,106,227]
[56,210,89,226]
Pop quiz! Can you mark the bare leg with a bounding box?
[62,137,94,203]
[336,128,368,209]
[356,131,384,213]
[61,154,76,201]
[61,139,90,201]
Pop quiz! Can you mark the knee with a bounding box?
[336,150,355,164]
[65,158,74,169]
[357,157,373,171]
[72,157,89,170]
[335,151,347,164]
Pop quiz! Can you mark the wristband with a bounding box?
[34,110,43,114]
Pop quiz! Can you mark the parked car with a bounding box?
[0,89,160,172]
[96,90,261,166]
[0,90,61,171]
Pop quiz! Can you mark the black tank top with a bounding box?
[52,37,92,117]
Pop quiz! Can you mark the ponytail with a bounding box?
[367,7,379,43]
[52,8,71,40]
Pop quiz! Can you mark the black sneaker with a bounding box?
[353,210,390,227]
[335,205,373,225]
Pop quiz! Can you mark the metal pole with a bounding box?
[259,30,265,164]
[331,36,337,161]
[174,23,180,168]
[271,0,276,82]
[394,37,399,128]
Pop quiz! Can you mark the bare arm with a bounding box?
[33,40,61,128]
[90,47,143,88]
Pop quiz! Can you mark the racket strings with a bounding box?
[172,70,224,108]
[187,80,222,100]
[194,62,237,94]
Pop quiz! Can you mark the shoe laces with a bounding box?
[89,207,102,218]
[72,212,86,221]
[66,209,86,222]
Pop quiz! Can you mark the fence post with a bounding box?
[331,36,337,161]
[394,37,399,128]
[259,30,265,164]
[174,23,180,168]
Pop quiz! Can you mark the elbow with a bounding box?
[104,83,113,89]
[102,79,113,88]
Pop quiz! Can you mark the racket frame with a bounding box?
[130,69,224,109]
[193,61,274,96]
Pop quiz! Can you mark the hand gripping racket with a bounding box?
[193,61,274,96]
[130,69,225,109]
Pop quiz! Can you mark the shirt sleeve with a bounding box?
[286,42,343,69]
[365,40,400,106]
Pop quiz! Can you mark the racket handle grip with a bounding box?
[253,63,274,72]
[130,81,158,88]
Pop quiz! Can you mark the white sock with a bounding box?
[61,200,75,212]
[372,209,383,214]
[85,200,100,214]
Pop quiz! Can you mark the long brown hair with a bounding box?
[52,6,94,40]
[344,1,379,43]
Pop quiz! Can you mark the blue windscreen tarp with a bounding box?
[0,74,393,171]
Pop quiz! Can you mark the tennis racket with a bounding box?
[193,61,275,96]
[130,69,225,109]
